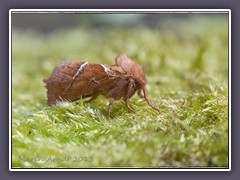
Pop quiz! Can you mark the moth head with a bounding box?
[115,53,147,86]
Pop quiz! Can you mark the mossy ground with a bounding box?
[11,15,229,168]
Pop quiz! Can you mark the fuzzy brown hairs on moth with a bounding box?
[43,53,160,118]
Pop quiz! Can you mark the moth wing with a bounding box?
[67,64,110,98]
[70,64,128,100]
[68,63,133,102]
[44,61,88,104]
[44,62,125,104]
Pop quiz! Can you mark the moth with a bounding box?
[43,53,160,117]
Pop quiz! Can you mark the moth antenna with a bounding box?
[143,86,160,113]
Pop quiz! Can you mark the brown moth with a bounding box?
[43,53,160,117]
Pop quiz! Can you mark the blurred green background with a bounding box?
[11,12,229,168]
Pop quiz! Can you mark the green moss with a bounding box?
[12,15,229,168]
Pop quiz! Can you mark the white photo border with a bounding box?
[9,9,231,171]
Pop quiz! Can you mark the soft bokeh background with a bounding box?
[11,12,229,168]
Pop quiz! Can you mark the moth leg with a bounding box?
[143,86,160,113]
[108,98,115,118]
[83,94,99,114]
[83,94,99,106]
[125,98,137,114]
[124,79,137,114]
[138,89,144,98]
